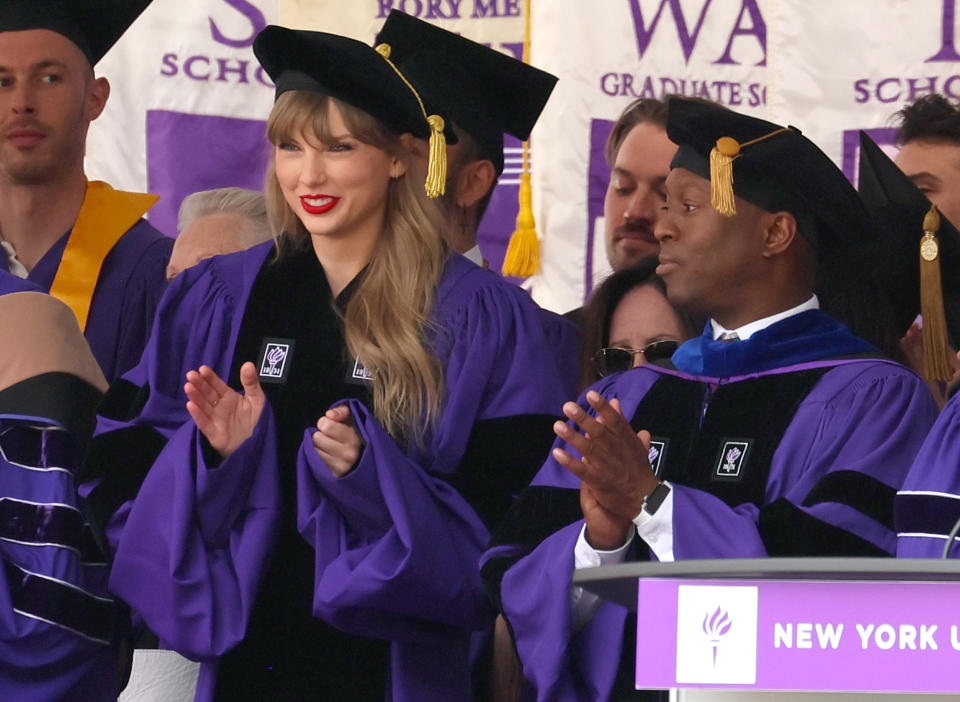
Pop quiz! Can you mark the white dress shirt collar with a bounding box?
[710,294,819,341]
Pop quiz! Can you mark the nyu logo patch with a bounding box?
[344,357,375,386]
[676,585,758,684]
[648,438,668,476]
[714,439,750,480]
[258,337,295,384]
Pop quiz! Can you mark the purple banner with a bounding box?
[637,577,960,692]
[146,110,272,237]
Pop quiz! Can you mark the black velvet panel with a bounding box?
[215,246,389,702]
[445,414,561,530]
[628,374,704,481]
[80,424,168,551]
[802,470,897,529]
[677,369,831,510]
[759,498,890,557]
[96,379,150,423]
[895,493,960,536]
[0,372,103,452]
[482,485,582,607]
[3,557,116,644]
[0,498,85,551]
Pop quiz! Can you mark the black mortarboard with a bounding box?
[667,97,876,250]
[858,131,960,378]
[0,0,153,66]
[254,25,453,197]
[374,10,557,174]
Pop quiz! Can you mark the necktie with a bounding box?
[717,331,740,343]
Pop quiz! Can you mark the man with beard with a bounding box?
[0,0,171,383]
[602,99,677,275]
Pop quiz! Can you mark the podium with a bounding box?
[574,558,960,697]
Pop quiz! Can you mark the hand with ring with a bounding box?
[185,362,266,459]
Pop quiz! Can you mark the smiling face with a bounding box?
[0,29,107,186]
[272,98,404,245]
[604,122,678,272]
[894,137,960,228]
[654,167,770,322]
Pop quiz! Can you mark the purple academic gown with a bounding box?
[1,219,173,383]
[486,311,938,701]
[896,390,960,557]
[83,243,568,701]
[0,269,40,294]
[0,377,117,701]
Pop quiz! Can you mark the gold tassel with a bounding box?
[425,114,446,198]
[374,42,445,198]
[920,205,954,381]
[501,0,540,276]
[710,136,740,217]
[502,169,539,277]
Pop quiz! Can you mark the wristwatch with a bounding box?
[642,481,671,515]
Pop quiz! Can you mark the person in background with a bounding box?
[483,98,938,701]
[894,94,960,229]
[0,0,172,383]
[167,187,271,281]
[374,10,581,398]
[81,26,569,702]
[601,99,677,275]
[578,255,700,391]
[0,291,119,701]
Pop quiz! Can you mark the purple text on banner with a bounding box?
[637,577,960,693]
[146,110,272,237]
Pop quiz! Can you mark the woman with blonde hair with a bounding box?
[81,26,567,701]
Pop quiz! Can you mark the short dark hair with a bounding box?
[894,94,960,147]
[604,99,669,166]
[579,256,701,391]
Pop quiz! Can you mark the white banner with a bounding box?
[82,0,960,311]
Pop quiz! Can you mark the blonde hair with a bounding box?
[265,91,447,444]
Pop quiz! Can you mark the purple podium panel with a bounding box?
[636,577,960,693]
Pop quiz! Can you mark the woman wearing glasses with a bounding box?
[579,256,700,390]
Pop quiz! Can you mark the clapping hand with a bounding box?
[185,362,266,460]
[313,405,364,477]
[552,391,659,550]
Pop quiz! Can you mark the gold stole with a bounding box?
[48,181,159,331]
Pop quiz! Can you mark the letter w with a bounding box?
[628,0,713,63]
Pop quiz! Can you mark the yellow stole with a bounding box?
[48,181,159,331]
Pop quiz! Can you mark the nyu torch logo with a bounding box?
[702,606,733,667]
[258,338,295,384]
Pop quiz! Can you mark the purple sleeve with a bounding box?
[297,400,492,640]
[673,365,937,559]
[896,392,960,557]
[297,266,569,642]
[108,407,281,660]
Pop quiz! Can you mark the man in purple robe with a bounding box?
[482,98,939,701]
[0,0,171,383]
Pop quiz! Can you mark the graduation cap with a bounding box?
[374,10,557,175]
[254,25,452,197]
[858,131,960,380]
[667,97,876,250]
[0,0,154,66]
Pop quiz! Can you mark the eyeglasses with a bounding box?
[593,340,681,377]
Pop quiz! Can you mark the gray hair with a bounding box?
[177,187,269,245]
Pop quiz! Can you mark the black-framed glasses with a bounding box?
[593,340,681,377]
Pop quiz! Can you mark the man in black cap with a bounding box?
[482,98,938,700]
[375,10,557,266]
[0,0,172,383]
